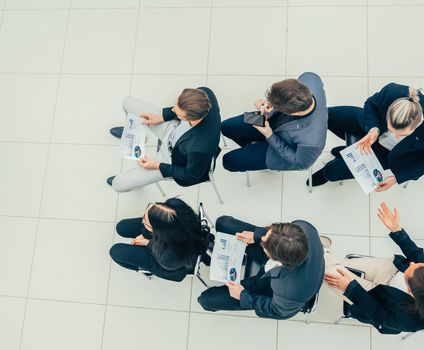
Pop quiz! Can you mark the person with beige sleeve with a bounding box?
[321,202,424,334]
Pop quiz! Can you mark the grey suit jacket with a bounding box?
[240,220,325,320]
[265,72,328,170]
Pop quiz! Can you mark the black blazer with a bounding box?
[359,83,424,184]
[239,220,325,320]
[344,229,424,334]
[158,87,221,187]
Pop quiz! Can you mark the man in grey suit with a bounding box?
[221,72,328,172]
[198,216,325,320]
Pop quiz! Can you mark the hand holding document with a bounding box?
[210,232,246,283]
[120,113,147,160]
[340,141,385,194]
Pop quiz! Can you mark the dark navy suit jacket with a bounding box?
[359,83,424,184]
[239,220,325,320]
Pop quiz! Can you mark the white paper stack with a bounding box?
[340,142,385,194]
[210,232,246,283]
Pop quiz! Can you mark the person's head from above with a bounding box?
[260,222,309,267]
[266,79,314,116]
[386,87,424,139]
[404,262,424,319]
[171,88,211,123]
[143,198,210,268]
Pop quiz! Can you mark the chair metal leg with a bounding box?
[403,181,409,189]
[155,182,166,197]
[196,273,209,288]
[221,135,228,147]
[201,206,215,228]
[402,332,415,340]
[335,316,344,325]
[308,167,313,194]
[209,172,224,205]
[138,270,153,280]
[245,172,251,187]
[306,313,311,324]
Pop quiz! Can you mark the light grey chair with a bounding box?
[155,154,224,204]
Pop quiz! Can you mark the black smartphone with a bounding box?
[243,111,265,127]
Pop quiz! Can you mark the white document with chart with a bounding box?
[210,232,246,283]
[120,113,147,160]
[340,142,385,194]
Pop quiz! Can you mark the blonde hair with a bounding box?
[387,87,423,130]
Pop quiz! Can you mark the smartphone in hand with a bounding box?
[243,111,265,127]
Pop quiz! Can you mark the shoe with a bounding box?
[110,127,124,139]
[331,146,346,158]
[320,235,332,249]
[107,176,115,187]
[306,168,328,187]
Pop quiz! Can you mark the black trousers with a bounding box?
[221,115,269,172]
[197,216,271,312]
[109,218,188,282]
[323,106,390,181]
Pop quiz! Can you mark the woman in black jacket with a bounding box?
[311,83,424,191]
[324,202,424,334]
[109,198,210,282]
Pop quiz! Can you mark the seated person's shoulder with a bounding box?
[298,72,323,86]
[379,82,409,97]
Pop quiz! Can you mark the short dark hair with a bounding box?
[177,88,211,121]
[148,198,210,270]
[261,223,309,267]
[407,266,424,320]
[266,79,313,114]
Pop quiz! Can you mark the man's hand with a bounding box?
[140,112,164,126]
[377,201,401,232]
[254,99,273,117]
[235,231,254,245]
[226,281,245,300]
[357,128,379,154]
[324,269,353,292]
[132,234,150,246]
[253,120,273,139]
[375,176,397,192]
[137,156,160,170]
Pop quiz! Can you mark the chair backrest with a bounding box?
[192,254,202,277]
[345,133,362,147]
[209,147,222,174]
[243,256,262,279]
[345,253,373,260]
[301,292,320,314]
[198,202,206,221]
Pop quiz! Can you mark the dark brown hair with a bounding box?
[177,88,211,121]
[406,266,424,320]
[261,223,309,267]
[266,79,313,114]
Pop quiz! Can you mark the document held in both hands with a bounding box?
[120,113,147,160]
[210,232,246,283]
[340,142,385,194]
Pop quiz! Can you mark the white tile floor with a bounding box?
[1,1,424,349]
